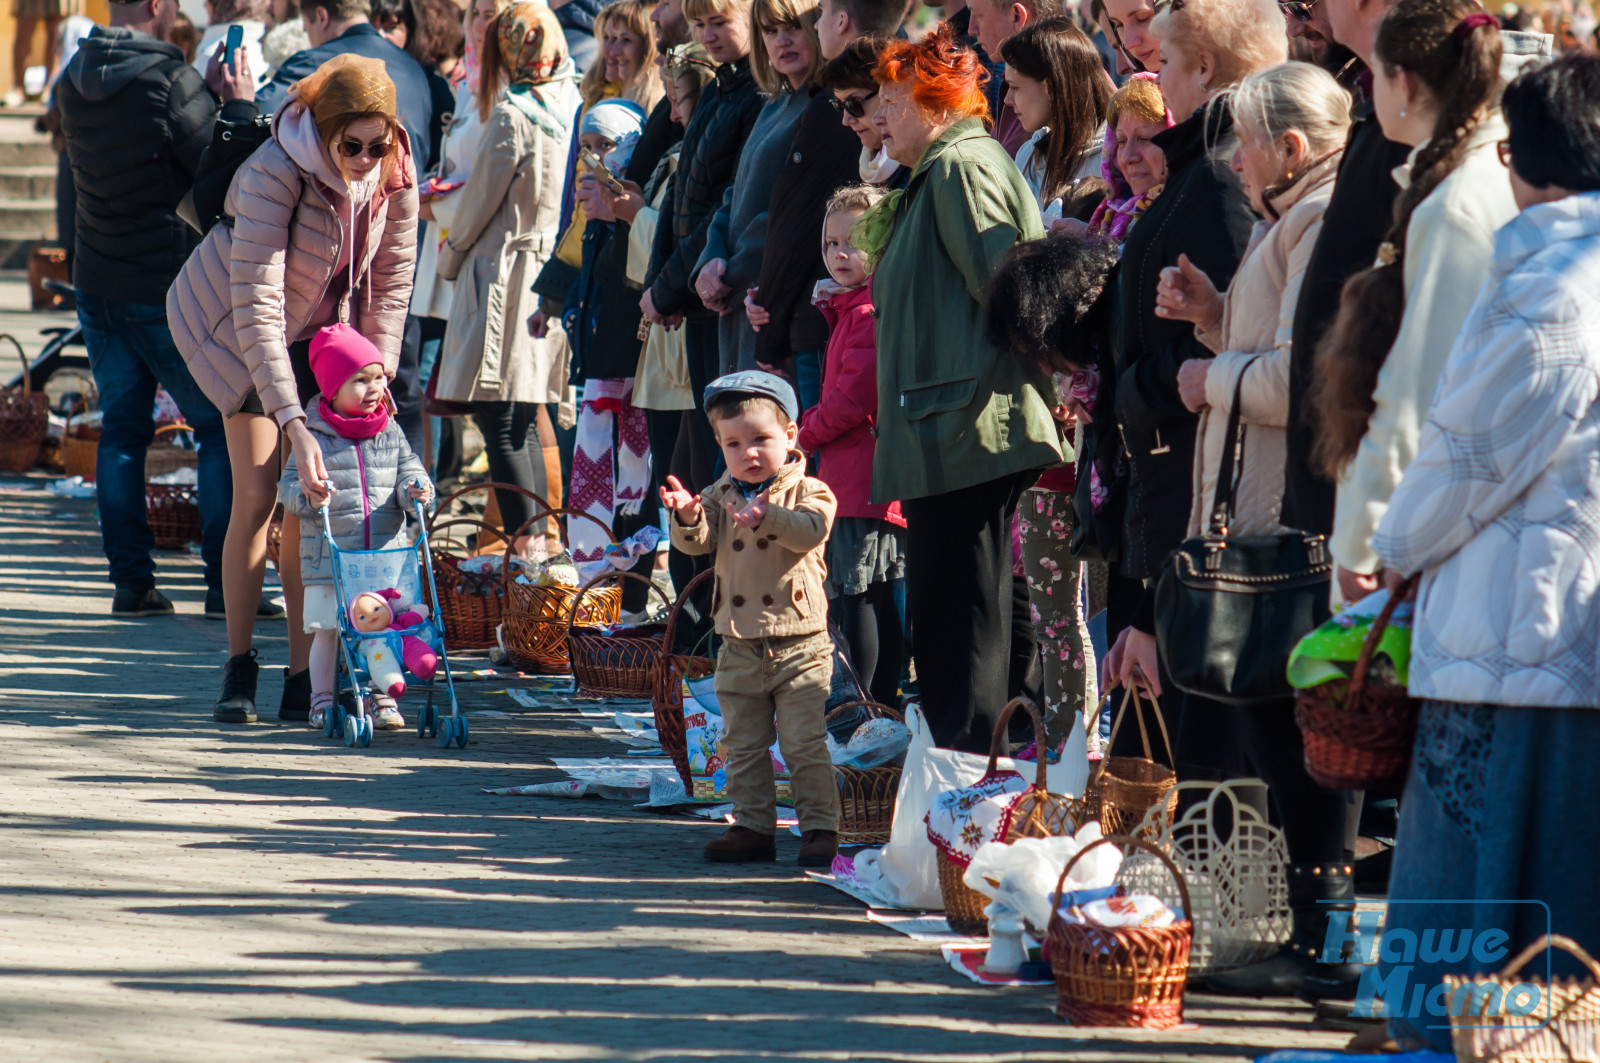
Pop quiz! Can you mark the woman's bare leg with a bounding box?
[12,18,38,95]
[223,413,280,658]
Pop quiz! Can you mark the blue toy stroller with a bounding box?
[320,499,466,748]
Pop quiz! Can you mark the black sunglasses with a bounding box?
[828,88,878,119]
[338,137,393,159]
[1277,0,1323,22]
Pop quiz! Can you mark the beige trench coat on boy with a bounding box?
[436,86,573,404]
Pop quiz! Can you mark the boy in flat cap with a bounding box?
[660,371,841,867]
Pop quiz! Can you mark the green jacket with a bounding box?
[870,118,1060,503]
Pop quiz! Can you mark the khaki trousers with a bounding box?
[714,631,840,835]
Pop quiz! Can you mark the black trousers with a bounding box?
[1233,696,1352,865]
[392,314,426,456]
[682,319,720,484]
[902,472,1027,754]
[834,578,904,710]
[468,400,543,535]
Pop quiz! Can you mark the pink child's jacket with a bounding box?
[797,282,905,527]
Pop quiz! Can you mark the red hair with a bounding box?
[873,22,990,125]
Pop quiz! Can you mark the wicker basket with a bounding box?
[1448,935,1600,1063]
[144,425,202,549]
[499,508,620,673]
[1294,579,1420,789]
[567,570,674,699]
[826,699,904,847]
[429,480,553,533]
[61,417,100,480]
[146,483,202,549]
[1046,835,1194,1028]
[145,423,199,479]
[0,335,48,473]
[428,517,517,651]
[653,568,717,789]
[939,849,992,935]
[1096,685,1178,837]
[937,697,1096,933]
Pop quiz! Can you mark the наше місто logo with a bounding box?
[1323,902,1553,1029]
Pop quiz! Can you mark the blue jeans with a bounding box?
[77,292,230,594]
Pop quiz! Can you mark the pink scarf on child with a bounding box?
[319,398,390,440]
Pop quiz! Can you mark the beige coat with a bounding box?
[1330,117,1520,573]
[435,85,575,405]
[1187,159,1338,539]
[166,102,419,426]
[668,456,837,640]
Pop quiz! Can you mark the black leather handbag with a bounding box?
[1154,365,1332,706]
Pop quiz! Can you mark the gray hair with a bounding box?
[1228,60,1353,156]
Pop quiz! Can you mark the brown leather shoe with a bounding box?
[703,825,777,863]
[797,829,838,868]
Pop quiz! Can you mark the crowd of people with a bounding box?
[36,0,1600,1047]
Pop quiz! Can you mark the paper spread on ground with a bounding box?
[866,910,988,943]
[941,945,1053,986]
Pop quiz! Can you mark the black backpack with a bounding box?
[180,109,272,233]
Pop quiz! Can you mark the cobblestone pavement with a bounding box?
[0,476,1348,1062]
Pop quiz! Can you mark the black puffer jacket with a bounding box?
[56,26,217,305]
[646,57,762,319]
[1104,102,1254,586]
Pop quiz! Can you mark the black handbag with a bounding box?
[1154,364,1332,706]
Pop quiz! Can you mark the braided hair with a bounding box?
[1308,0,1502,478]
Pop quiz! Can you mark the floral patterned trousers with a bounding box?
[1017,488,1096,745]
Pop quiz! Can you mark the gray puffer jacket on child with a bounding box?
[278,401,430,583]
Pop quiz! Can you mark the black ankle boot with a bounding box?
[215,650,260,723]
[279,669,312,722]
[1205,862,1360,998]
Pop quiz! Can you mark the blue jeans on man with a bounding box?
[77,291,229,597]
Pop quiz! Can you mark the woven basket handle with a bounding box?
[1495,933,1600,984]
[564,569,674,645]
[824,699,903,726]
[1046,833,1195,938]
[1099,682,1175,776]
[1348,575,1419,702]
[427,481,555,530]
[986,697,1050,791]
[1,335,30,397]
[152,423,192,443]
[427,516,513,558]
[495,507,618,593]
[661,567,716,661]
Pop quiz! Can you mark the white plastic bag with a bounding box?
[961,822,1119,931]
[853,705,1090,910]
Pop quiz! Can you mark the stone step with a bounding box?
[0,198,56,241]
[0,138,55,168]
[0,165,56,200]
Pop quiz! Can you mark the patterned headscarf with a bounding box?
[498,1,568,89]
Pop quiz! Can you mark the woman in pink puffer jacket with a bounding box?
[167,52,418,725]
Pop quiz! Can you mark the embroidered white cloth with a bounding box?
[925,772,1031,868]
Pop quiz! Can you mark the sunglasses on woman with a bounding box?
[1277,0,1323,23]
[827,88,878,119]
[338,137,393,159]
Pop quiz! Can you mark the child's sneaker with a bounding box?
[372,696,404,731]
[308,693,333,731]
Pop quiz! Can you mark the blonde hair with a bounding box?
[683,0,752,24]
[580,0,665,108]
[1150,0,1288,93]
[1106,74,1166,127]
[1228,60,1351,157]
[824,182,886,219]
[749,0,823,95]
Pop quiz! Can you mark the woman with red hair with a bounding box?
[863,24,1063,753]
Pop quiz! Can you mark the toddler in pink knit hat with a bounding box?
[278,323,434,732]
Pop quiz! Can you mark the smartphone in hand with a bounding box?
[578,146,626,195]
[224,23,244,67]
